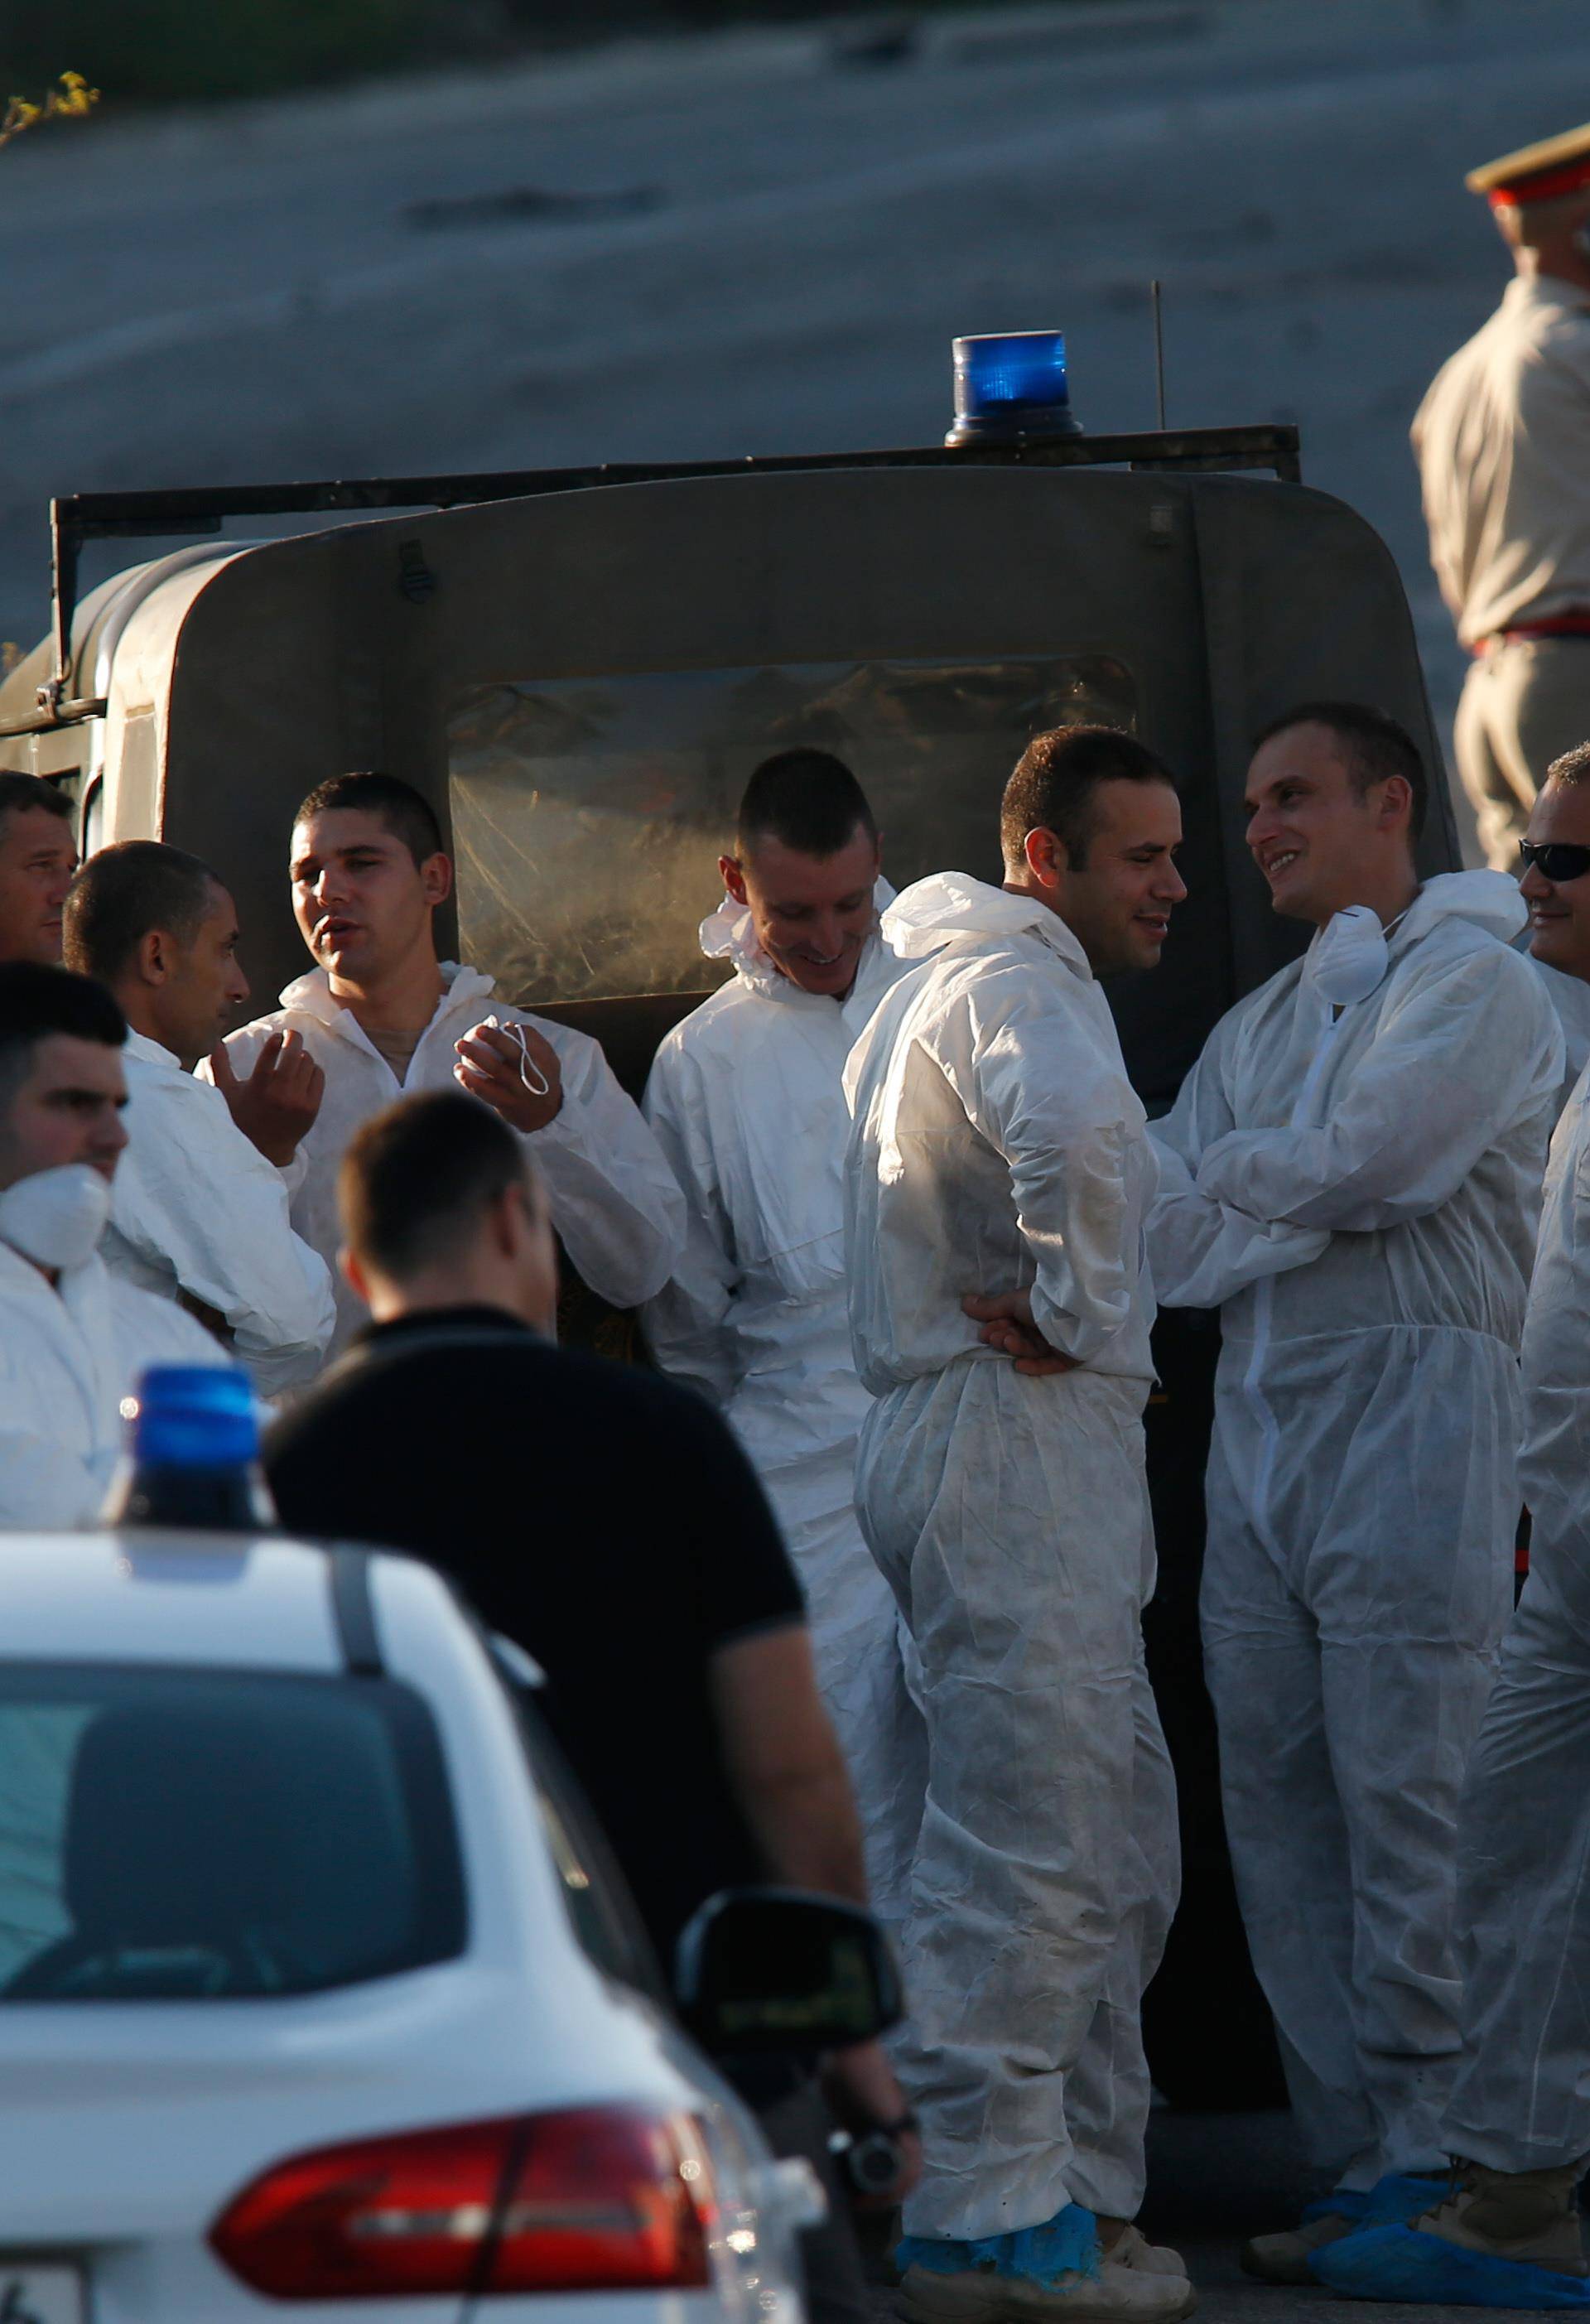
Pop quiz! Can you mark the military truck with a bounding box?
[0,404,1457,2105]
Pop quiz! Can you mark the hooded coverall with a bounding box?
[1149,872,1564,2188]
[844,872,1178,2245]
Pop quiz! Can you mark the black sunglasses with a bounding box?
[1519,839,1590,883]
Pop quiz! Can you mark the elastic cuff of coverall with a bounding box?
[519,1081,587,1150]
[1025,1288,1086,1369]
[901,2170,1077,2248]
[1440,2123,1590,2182]
[1063,2160,1147,2225]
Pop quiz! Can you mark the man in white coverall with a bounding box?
[1314,740,1590,2310]
[643,749,922,1929]
[0,963,229,1526]
[1147,702,1564,2283]
[845,726,1190,2324]
[63,841,335,1394]
[206,772,682,1353]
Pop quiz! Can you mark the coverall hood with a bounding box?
[698,877,895,1002]
[882,870,1094,975]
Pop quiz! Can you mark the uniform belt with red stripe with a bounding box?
[1476,609,1590,653]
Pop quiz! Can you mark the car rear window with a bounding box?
[0,1664,465,2001]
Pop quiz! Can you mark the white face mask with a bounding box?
[0,1164,113,1272]
[1307,904,1390,1010]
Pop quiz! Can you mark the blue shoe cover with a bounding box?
[1301,2187,1373,2226]
[1364,2172,1451,2225]
[1311,2223,1590,2307]
[1299,2172,1446,2229]
[899,2204,1102,2289]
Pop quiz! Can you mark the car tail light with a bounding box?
[210,2105,716,2300]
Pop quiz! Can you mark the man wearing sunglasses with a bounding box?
[1147,702,1565,2285]
[1520,801,1590,1107]
[1521,830,1590,904]
[1312,742,1590,2307]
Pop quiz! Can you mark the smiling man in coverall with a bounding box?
[643,750,922,1935]
[1148,702,1564,2283]
[844,726,1190,2324]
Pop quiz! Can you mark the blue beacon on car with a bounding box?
[946,329,1083,446]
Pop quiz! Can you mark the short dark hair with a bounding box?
[340,1090,537,1280]
[1253,701,1429,841]
[292,772,443,870]
[0,773,74,843]
[1547,740,1590,787]
[0,961,126,1111]
[736,750,878,859]
[1000,726,1177,873]
[63,841,219,986]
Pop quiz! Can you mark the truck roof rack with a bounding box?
[21,422,1299,734]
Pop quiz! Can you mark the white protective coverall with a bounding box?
[1148,870,1564,2191]
[642,887,923,1926]
[843,872,1179,2245]
[1441,1059,1590,2173]
[0,1238,229,1526]
[104,1029,335,1395]
[1535,956,1590,1116]
[206,963,684,1354]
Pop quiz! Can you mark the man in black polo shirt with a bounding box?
[265,1090,915,2321]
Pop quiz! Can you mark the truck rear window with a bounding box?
[449,655,1136,1005]
[0,1665,465,2001]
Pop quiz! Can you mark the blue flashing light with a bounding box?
[127,1364,259,1469]
[947,329,1082,446]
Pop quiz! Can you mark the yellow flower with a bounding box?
[1,72,100,149]
[55,73,101,117]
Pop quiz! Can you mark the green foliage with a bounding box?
[1,0,428,103]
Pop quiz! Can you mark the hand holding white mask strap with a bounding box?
[0,1164,113,1272]
[479,1013,552,1098]
[1306,904,1390,1010]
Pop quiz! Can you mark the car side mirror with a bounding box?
[673,1888,904,2058]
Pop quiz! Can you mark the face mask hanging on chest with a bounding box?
[1306,905,1390,1010]
[0,1164,113,1271]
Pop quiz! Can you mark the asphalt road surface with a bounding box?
[3,0,1590,856]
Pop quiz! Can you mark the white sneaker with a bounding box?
[1106,2225,1188,2278]
[899,2257,1196,2324]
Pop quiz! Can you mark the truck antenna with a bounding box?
[1150,280,1168,431]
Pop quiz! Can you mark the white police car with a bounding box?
[0,1526,882,2322]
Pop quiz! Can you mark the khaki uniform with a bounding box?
[1414,273,1590,865]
